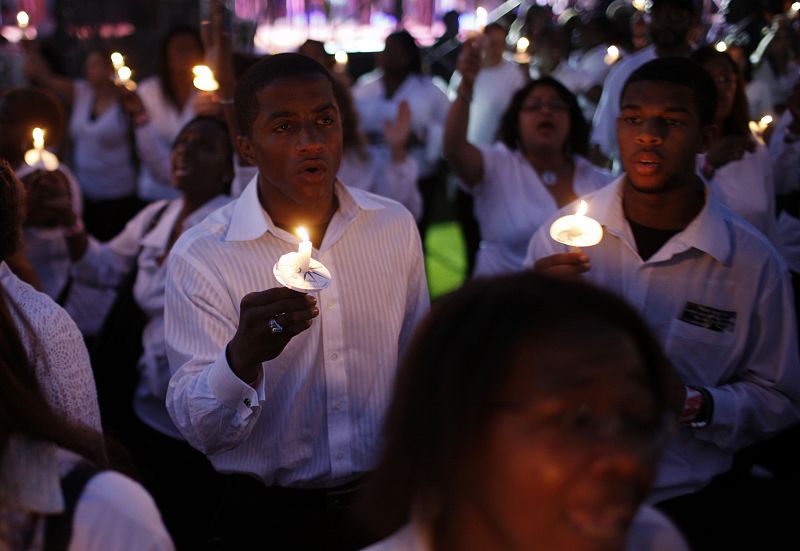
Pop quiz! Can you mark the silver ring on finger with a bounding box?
[268,315,284,335]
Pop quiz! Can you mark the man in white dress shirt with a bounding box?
[164,53,429,549]
[527,58,800,549]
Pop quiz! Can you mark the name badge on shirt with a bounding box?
[679,302,736,333]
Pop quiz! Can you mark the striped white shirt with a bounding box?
[164,178,429,487]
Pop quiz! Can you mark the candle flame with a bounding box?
[516,37,530,53]
[715,41,727,52]
[632,0,647,11]
[117,66,132,81]
[576,200,588,217]
[192,65,219,91]
[297,227,310,242]
[759,115,773,127]
[110,52,124,69]
[17,11,29,29]
[793,1,800,11]
[334,50,348,64]
[32,128,44,148]
[476,7,488,30]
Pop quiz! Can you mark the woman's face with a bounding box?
[465,330,661,551]
[170,120,231,195]
[84,51,112,87]
[518,85,571,153]
[703,56,738,123]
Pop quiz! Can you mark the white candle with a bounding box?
[110,52,125,69]
[16,11,29,30]
[24,127,59,171]
[192,65,219,92]
[549,200,603,248]
[604,45,620,65]
[475,7,488,33]
[296,227,312,273]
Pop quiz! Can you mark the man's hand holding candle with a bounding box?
[226,289,320,384]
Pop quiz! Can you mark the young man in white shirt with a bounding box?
[163,53,429,549]
[526,57,800,549]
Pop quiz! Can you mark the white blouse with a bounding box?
[467,143,613,276]
[0,262,102,434]
[71,195,231,438]
[69,80,137,201]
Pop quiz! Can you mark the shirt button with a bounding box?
[243,398,252,407]
[330,353,338,360]
[336,452,344,460]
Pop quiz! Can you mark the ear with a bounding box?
[236,135,256,166]
[696,123,718,154]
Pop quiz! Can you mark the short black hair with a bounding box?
[497,77,590,156]
[621,57,718,127]
[234,53,338,138]
[385,30,423,74]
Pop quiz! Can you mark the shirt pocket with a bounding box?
[664,317,737,386]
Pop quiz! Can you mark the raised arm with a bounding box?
[23,44,75,105]
[443,38,485,188]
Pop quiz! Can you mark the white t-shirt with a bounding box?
[69,80,137,201]
[467,143,613,276]
[353,72,450,178]
[448,60,528,145]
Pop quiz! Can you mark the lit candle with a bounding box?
[110,51,125,70]
[475,7,488,33]
[758,114,773,132]
[632,0,647,11]
[115,65,137,91]
[714,41,727,52]
[192,65,220,92]
[792,2,800,12]
[334,50,348,74]
[296,227,312,273]
[549,200,603,248]
[604,45,620,65]
[749,114,773,144]
[513,37,531,63]
[516,37,529,54]
[24,127,60,171]
[16,11,29,30]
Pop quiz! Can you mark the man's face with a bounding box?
[238,75,342,211]
[617,80,710,194]
[647,2,693,50]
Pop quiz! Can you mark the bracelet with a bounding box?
[63,218,85,238]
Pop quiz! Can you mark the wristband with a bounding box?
[63,218,85,238]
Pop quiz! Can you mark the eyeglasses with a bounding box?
[520,101,569,113]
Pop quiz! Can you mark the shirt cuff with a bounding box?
[692,385,735,448]
[207,350,265,419]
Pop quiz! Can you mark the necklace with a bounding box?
[541,170,557,186]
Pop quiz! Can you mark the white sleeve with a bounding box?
[624,505,690,551]
[697,267,800,451]
[370,153,422,222]
[71,202,168,288]
[164,250,267,454]
[769,130,800,195]
[69,472,174,551]
[36,303,103,434]
[591,64,624,159]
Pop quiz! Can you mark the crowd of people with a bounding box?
[2,0,800,548]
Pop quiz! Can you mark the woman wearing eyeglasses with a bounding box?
[444,37,613,277]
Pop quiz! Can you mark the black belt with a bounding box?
[223,473,368,512]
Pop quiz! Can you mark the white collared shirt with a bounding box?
[0,262,102,434]
[353,72,450,178]
[164,178,429,486]
[71,195,231,438]
[469,143,613,276]
[525,178,800,501]
[591,46,657,165]
[135,77,197,201]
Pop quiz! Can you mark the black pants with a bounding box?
[210,474,375,550]
[124,418,225,551]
